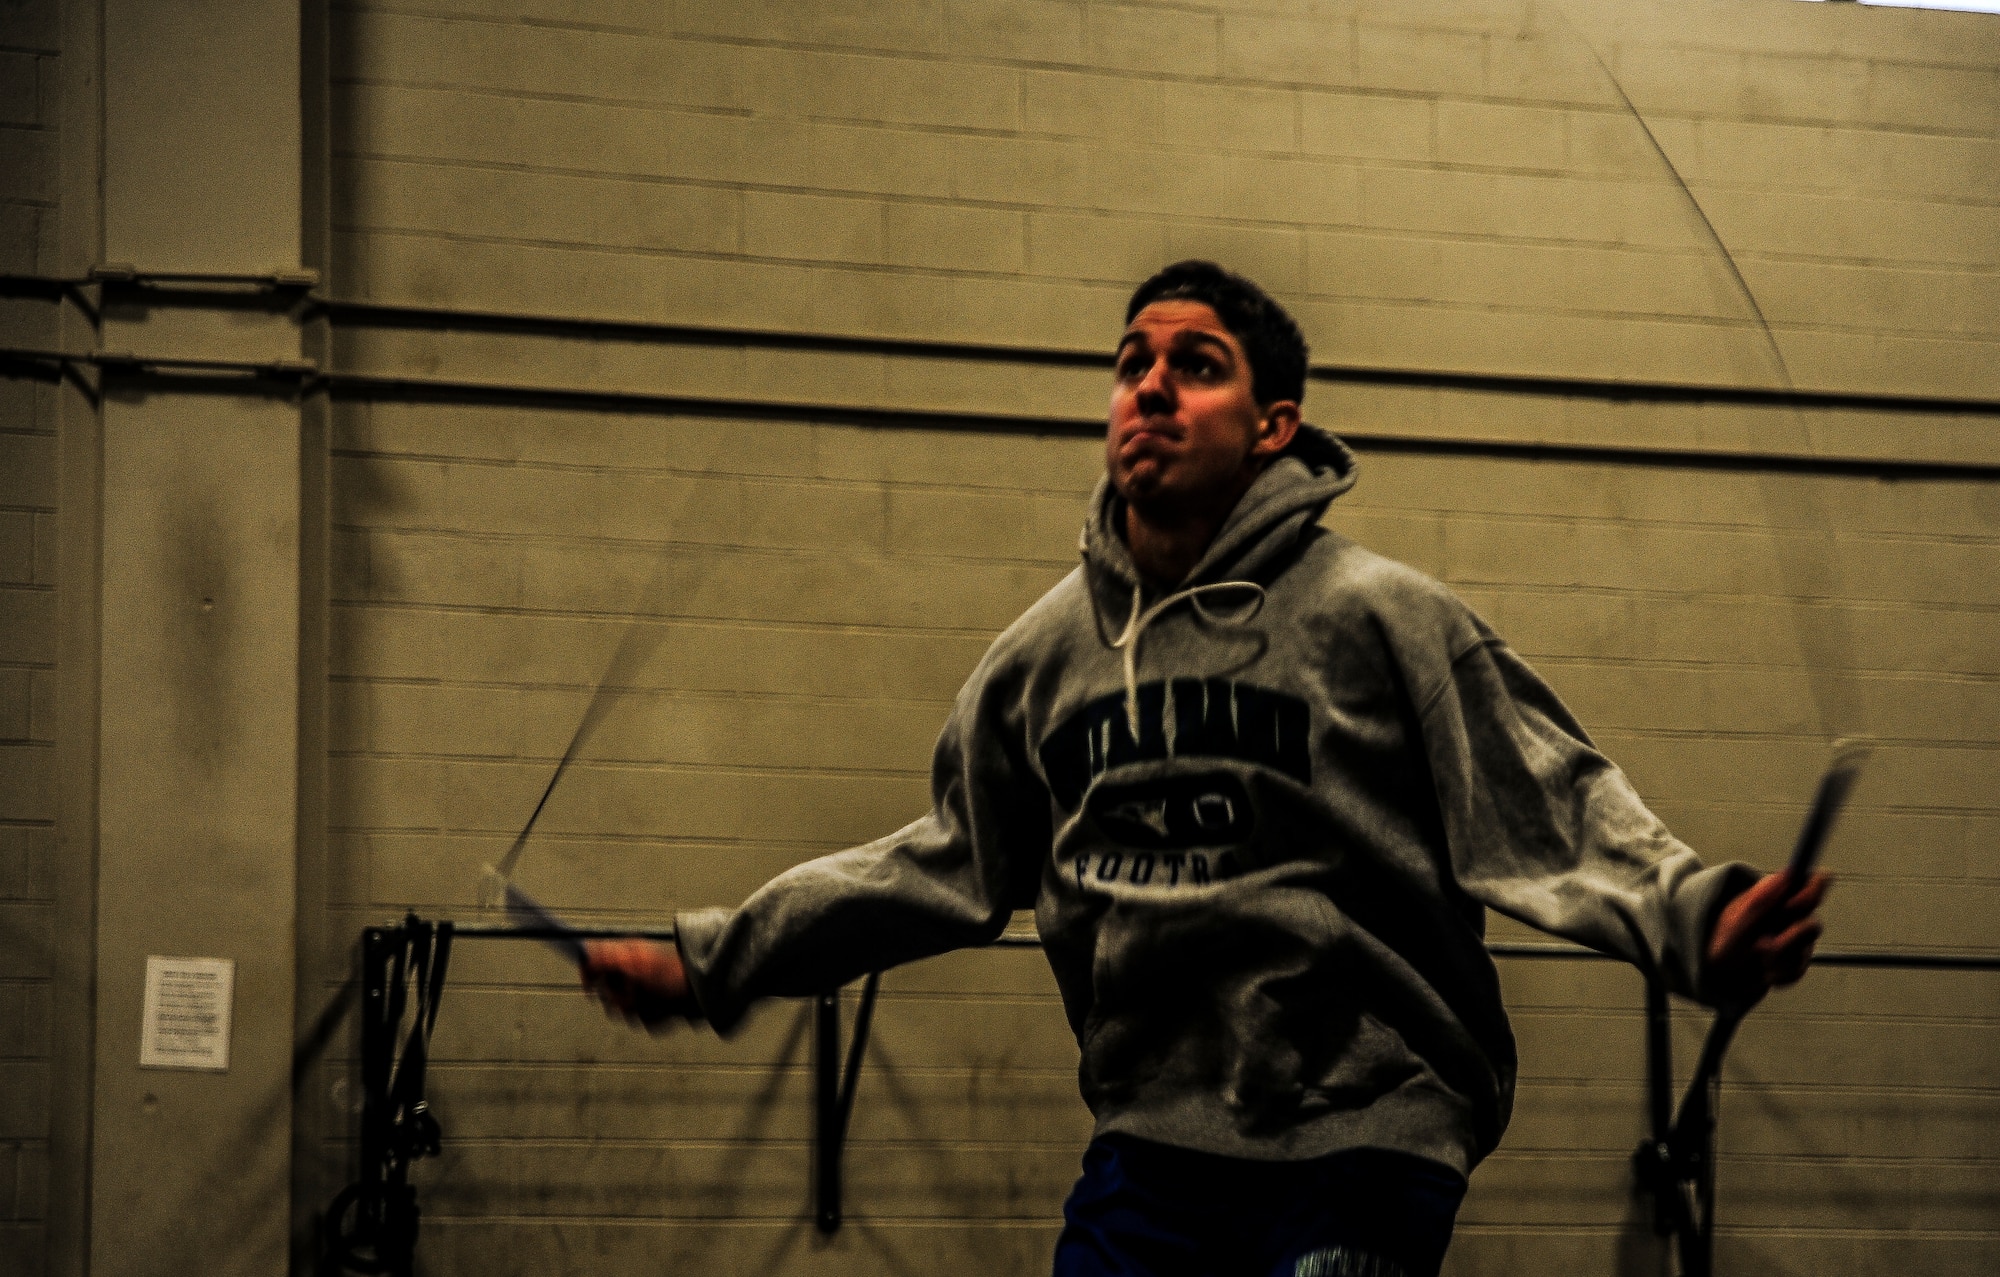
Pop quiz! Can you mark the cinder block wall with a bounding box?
[313,1,2000,1274]
[0,0,59,1264]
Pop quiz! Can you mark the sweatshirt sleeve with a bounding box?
[673,646,1048,1034]
[1418,625,1757,1005]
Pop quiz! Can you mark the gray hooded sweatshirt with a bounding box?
[677,425,1751,1176]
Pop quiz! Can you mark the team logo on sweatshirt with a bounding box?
[1037,677,1312,813]
[1065,772,1251,888]
[1088,773,1254,849]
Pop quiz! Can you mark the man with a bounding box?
[583,261,1826,1277]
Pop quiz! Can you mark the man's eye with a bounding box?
[1117,355,1150,381]
[1176,354,1219,379]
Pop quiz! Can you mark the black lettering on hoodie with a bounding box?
[1038,678,1311,811]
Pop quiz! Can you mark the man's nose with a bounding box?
[1134,359,1174,412]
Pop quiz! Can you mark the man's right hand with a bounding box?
[580,938,702,1029]
[1704,869,1830,1006]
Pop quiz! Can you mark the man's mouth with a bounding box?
[1120,422,1179,451]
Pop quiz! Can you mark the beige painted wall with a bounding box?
[327,0,2000,393]
[81,0,311,1267]
[0,0,1995,1273]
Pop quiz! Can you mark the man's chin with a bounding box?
[1112,466,1171,508]
[1116,463,1263,528]
[1117,480,1203,525]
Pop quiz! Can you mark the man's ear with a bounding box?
[1252,401,1302,458]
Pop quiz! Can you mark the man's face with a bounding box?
[1107,299,1297,519]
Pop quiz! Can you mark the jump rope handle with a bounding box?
[1785,742,1870,882]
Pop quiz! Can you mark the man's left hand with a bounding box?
[1705,870,1831,1005]
[581,938,700,1029]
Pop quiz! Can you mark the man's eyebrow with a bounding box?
[1174,330,1234,354]
[1114,329,1235,358]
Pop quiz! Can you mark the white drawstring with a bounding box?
[1110,580,1267,740]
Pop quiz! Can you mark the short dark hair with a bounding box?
[1125,260,1308,407]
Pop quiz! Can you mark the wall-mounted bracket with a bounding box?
[89,262,321,291]
[1621,949,2000,1276]
[0,345,320,403]
[814,971,882,1234]
[1631,979,1739,1277]
[325,916,453,1277]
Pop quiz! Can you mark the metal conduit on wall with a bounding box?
[8,280,2000,484]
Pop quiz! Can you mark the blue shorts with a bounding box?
[1052,1134,1467,1277]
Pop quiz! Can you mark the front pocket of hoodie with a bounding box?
[1225,942,1428,1132]
[1076,890,1424,1128]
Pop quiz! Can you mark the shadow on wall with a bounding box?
[398,1001,819,1268]
[161,492,239,774]
[328,402,413,618]
[1611,1188,1673,1277]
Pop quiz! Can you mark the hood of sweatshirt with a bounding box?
[1080,422,1360,634]
[1083,422,1359,587]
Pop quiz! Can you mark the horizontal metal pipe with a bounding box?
[444,925,2000,970]
[315,368,2000,482]
[323,296,2000,419]
[11,345,2000,481]
[13,285,2000,420]
[1808,950,2000,971]
[447,925,679,942]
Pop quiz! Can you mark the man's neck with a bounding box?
[1121,467,1263,588]
[1123,502,1222,589]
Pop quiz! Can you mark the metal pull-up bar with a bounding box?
[326,916,1998,1277]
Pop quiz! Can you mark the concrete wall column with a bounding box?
[82,2,312,1273]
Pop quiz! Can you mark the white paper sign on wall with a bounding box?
[139,956,235,1072]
